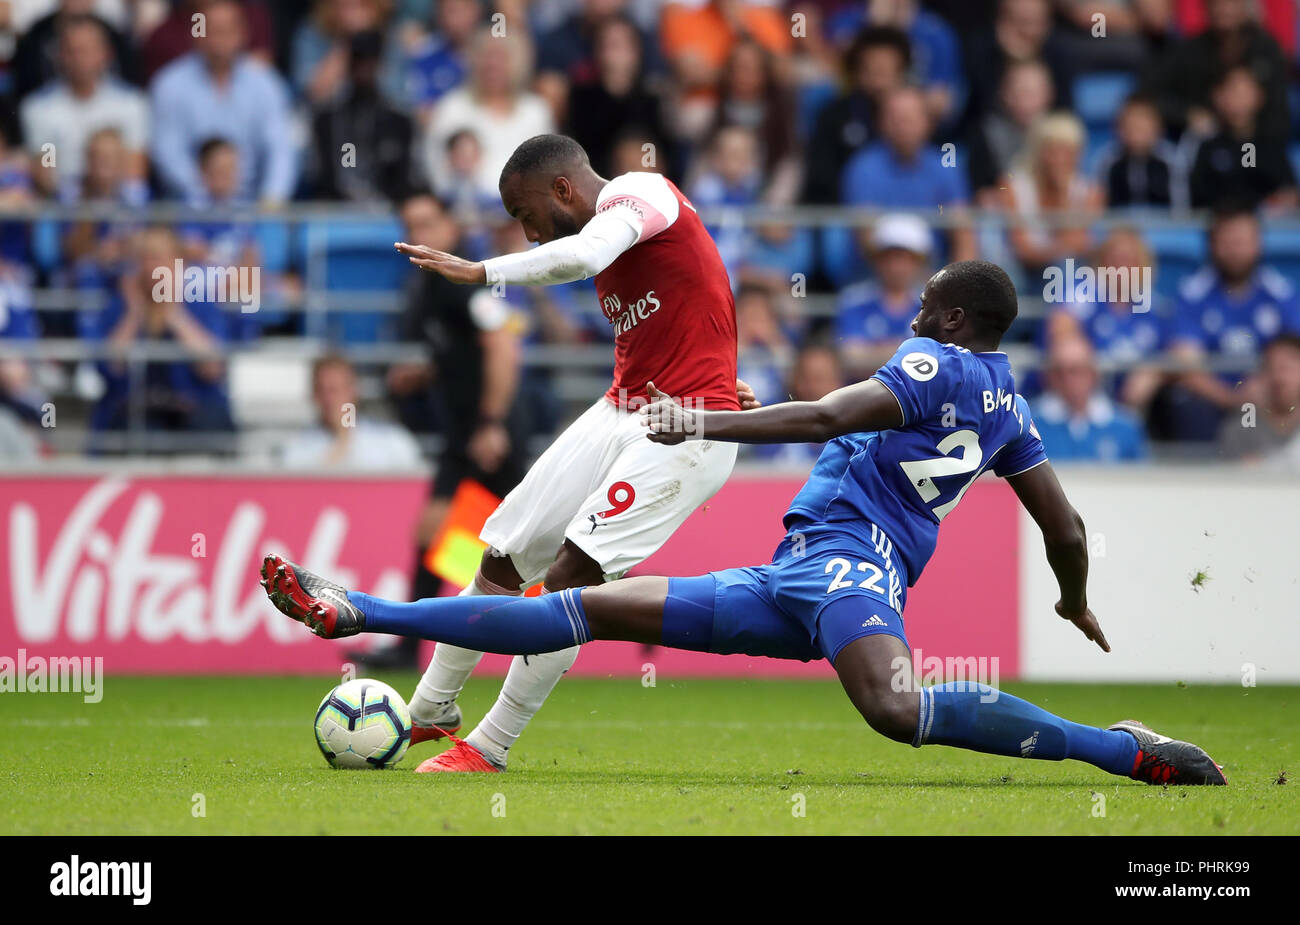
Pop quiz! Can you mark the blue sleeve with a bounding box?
[993,394,1050,477]
[1169,296,1208,347]
[869,337,961,425]
[149,70,202,197]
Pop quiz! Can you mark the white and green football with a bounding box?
[313,679,412,769]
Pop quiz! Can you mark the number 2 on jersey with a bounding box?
[899,429,985,521]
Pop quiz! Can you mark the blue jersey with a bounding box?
[783,337,1047,585]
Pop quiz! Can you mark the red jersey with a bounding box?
[592,173,739,412]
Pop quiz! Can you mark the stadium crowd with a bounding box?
[1,0,1299,468]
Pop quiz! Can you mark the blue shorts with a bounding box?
[662,523,911,664]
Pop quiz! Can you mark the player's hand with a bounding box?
[736,377,762,410]
[468,421,510,473]
[394,242,486,284]
[1056,601,1110,652]
[641,381,695,445]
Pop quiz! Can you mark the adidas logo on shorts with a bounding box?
[861,615,888,628]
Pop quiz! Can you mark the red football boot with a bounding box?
[414,734,503,773]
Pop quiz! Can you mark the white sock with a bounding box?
[409,573,518,725]
[467,586,580,766]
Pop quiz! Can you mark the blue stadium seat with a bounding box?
[32,218,60,272]
[1144,226,1206,301]
[303,218,405,343]
[819,225,868,289]
[1263,226,1300,283]
[1073,72,1136,130]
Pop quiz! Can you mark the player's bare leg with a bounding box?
[407,547,525,748]
[417,541,607,773]
[831,634,1226,785]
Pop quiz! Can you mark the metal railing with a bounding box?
[1,202,1293,457]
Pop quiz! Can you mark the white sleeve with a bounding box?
[481,210,638,287]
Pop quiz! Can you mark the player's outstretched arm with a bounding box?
[1006,462,1110,652]
[642,379,902,445]
[394,243,487,284]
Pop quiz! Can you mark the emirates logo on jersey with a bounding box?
[601,289,662,336]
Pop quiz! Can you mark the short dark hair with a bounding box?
[845,26,911,77]
[498,134,589,187]
[197,136,236,166]
[1210,200,1259,231]
[928,260,1019,341]
[1264,332,1300,357]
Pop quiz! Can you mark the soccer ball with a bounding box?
[313,679,412,769]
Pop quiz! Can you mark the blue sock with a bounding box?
[915,682,1138,777]
[347,588,591,655]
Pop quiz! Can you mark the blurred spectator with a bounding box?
[60,127,147,271]
[752,341,846,466]
[309,29,416,203]
[1044,227,1166,411]
[139,0,275,83]
[176,139,257,266]
[19,13,148,196]
[735,221,816,293]
[434,129,499,247]
[535,0,651,124]
[966,58,1054,203]
[1095,94,1178,209]
[1054,0,1172,71]
[824,0,966,130]
[660,0,791,97]
[842,86,975,262]
[565,13,671,178]
[706,37,801,205]
[1033,336,1148,462]
[963,0,1074,128]
[1218,333,1300,464]
[11,0,135,100]
[803,25,910,204]
[1000,112,1101,276]
[0,257,43,459]
[0,120,35,207]
[734,282,793,407]
[1187,65,1297,211]
[291,0,407,108]
[150,0,298,204]
[421,27,553,201]
[281,353,422,468]
[608,127,665,177]
[404,0,480,120]
[1161,206,1300,441]
[1141,0,1290,140]
[688,124,763,277]
[835,213,929,379]
[82,227,237,449]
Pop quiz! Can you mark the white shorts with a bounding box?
[480,398,738,585]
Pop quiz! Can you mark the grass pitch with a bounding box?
[2,676,1295,835]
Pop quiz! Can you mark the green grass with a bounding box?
[1,677,1295,835]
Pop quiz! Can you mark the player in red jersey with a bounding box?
[390,134,756,772]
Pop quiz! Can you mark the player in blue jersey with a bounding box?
[261,261,1226,785]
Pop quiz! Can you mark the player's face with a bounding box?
[501,175,581,244]
[912,281,947,341]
